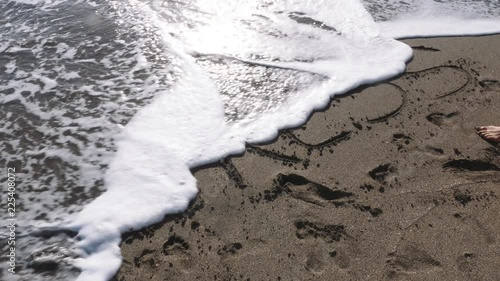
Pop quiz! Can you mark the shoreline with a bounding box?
[114,35,500,281]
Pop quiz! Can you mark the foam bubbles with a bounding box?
[364,0,500,38]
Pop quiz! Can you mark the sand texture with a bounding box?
[113,35,500,281]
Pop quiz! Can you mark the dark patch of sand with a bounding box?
[113,35,500,281]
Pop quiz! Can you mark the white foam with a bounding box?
[10,0,68,8]
[363,0,500,38]
[381,17,500,39]
[4,60,16,74]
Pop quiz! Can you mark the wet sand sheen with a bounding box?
[114,35,500,281]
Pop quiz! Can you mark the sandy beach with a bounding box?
[113,35,500,281]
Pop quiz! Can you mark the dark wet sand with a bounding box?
[113,35,500,281]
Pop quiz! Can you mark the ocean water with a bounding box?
[0,0,499,280]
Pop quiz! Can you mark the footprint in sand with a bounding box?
[294,220,346,244]
[132,248,156,268]
[368,163,398,184]
[386,243,441,278]
[247,173,354,206]
[423,145,446,157]
[160,235,193,271]
[276,173,353,206]
[217,242,243,257]
[304,253,325,274]
[453,215,496,245]
[392,133,413,151]
[425,112,461,127]
[162,235,190,256]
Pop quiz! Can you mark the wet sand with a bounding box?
[113,35,500,281]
